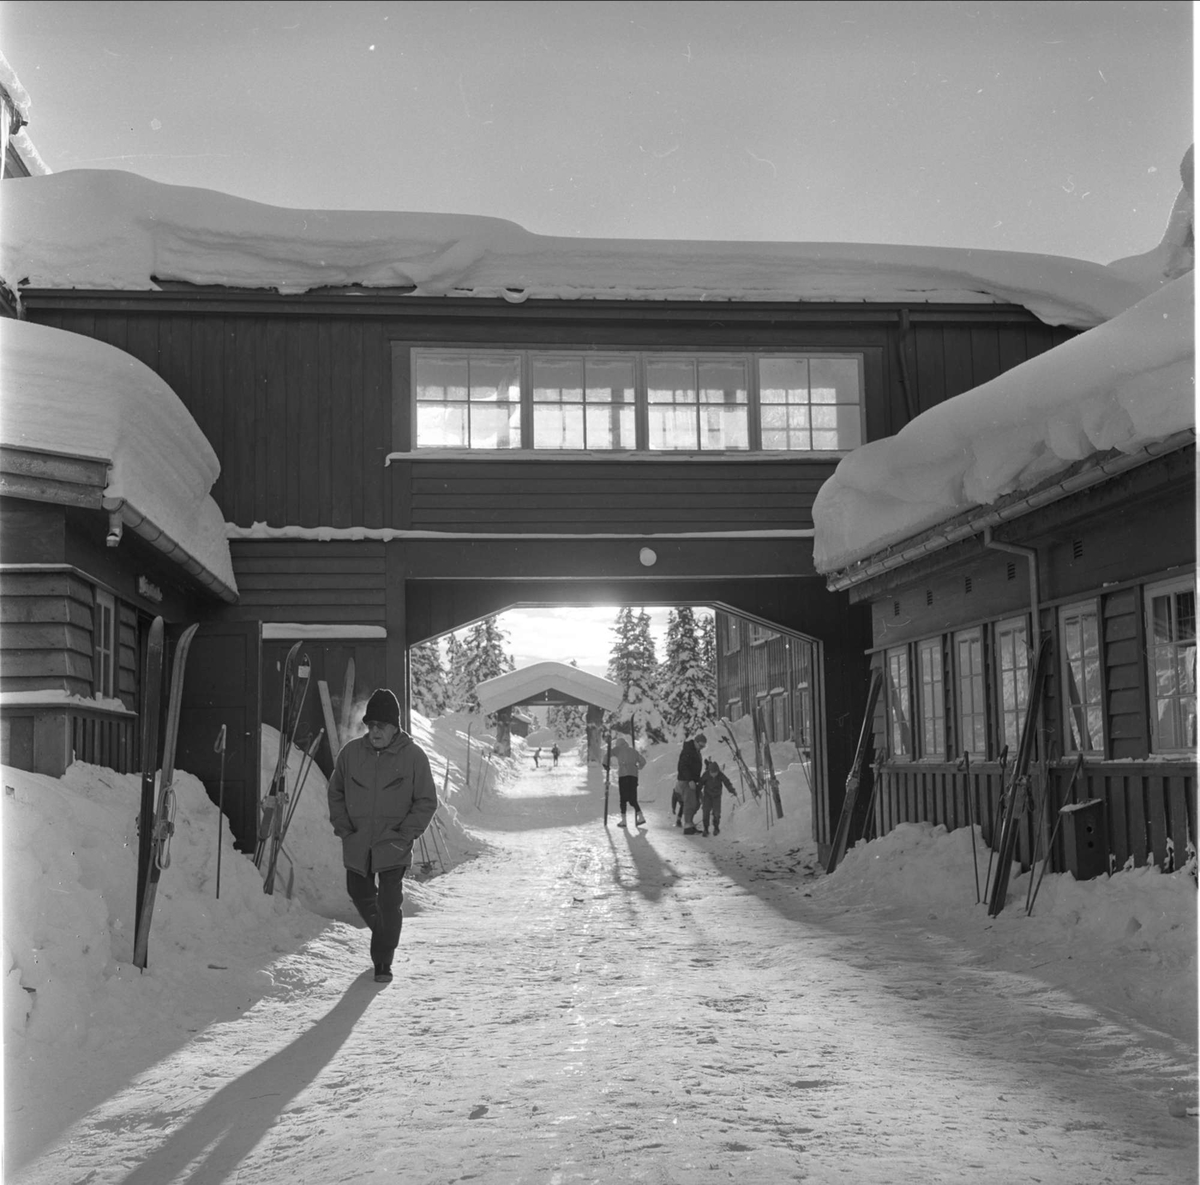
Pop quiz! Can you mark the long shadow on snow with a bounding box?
[116,973,381,1185]
[465,788,606,833]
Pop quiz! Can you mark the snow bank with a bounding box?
[0,318,237,594]
[0,169,1154,328]
[818,821,1197,1044]
[813,274,1195,572]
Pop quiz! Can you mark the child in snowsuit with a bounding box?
[699,758,735,836]
[606,734,647,828]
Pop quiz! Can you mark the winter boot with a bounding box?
[675,816,682,827]
[635,811,646,826]
[713,823,720,836]
[617,817,627,828]
[683,826,697,835]
[702,829,709,836]
[374,964,393,984]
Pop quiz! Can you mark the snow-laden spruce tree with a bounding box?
[409,639,449,719]
[444,631,472,712]
[460,615,515,714]
[660,606,714,738]
[606,607,664,743]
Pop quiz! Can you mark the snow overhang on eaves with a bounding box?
[822,430,1197,594]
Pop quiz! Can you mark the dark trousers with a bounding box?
[618,776,641,814]
[346,866,406,969]
[702,795,722,832]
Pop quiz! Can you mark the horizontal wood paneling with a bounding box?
[0,570,96,696]
[227,541,387,624]
[403,458,837,534]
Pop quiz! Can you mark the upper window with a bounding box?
[1145,578,1197,754]
[885,647,913,758]
[994,616,1030,758]
[954,628,987,758]
[93,588,116,698]
[412,349,863,452]
[916,637,946,759]
[1060,601,1103,755]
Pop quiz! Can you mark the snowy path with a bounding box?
[12,761,1196,1185]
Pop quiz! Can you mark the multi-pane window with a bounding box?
[1060,602,1103,754]
[646,356,748,450]
[994,616,1030,757]
[93,589,115,698]
[916,637,946,759]
[531,354,636,450]
[1145,579,1197,754]
[885,647,913,758]
[412,349,863,451]
[759,356,863,451]
[723,615,742,654]
[414,352,521,449]
[954,629,987,757]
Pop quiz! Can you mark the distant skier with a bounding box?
[551,744,560,767]
[327,688,438,984]
[533,747,541,768]
[699,757,736,836]
[606,734,647,828]
[676,732,706,834]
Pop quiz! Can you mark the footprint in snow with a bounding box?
[469,1105,489,1119]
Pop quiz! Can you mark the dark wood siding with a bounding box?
[227,541,387,624]
[0,570,95,695]
[399,458,835,534]
[27,297,1071,534]
[1102,587,1150,760]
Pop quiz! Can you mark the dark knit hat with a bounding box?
[363,688,401,728]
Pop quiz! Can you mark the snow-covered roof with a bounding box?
[812,273,1195,577]
[0,52,51,177]
[0,318,237,599]
[476,661,622,715]
[0,169,1159,329]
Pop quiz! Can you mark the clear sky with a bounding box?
[2,0,1193,263]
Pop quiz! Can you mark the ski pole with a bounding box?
[214,724,227,899]
[982,745,1008,906]
[958,750,980,904]
[1028,754,1085,916]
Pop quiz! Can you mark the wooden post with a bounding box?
[385,542,409,732]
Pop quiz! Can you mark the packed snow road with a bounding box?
[13,761,1195,1185]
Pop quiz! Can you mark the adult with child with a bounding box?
[699,757,736,836]
[675,731,706,834]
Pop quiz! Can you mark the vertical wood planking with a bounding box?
[1104,773,1130,870]
[969,325,1001,388]
[317,321,333,525]
[349,321,366,525]
[297,319,320,526]
[251,318,269,521]
[912,324,947,415]
[284,321,302,525]
[362,323,387,527]
[330,320,353,527]
[941,326,974,401]
[1146,774,1169,867]
[266,317,288,525]
[1166,774,1192,871]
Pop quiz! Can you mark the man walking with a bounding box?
[676,731,706,834]
[327,688,438,983]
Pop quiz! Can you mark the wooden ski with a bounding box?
[827,667,884,874]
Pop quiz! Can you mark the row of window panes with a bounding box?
[413,350,863,451]
[883,578,1196,761]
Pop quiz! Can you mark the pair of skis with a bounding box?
[255,642,312,894]
[753,705,784,820]
[718,718,760,800]
[133,620,199,971]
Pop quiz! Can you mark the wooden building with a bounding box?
[6,170,1148,861]
[816,281,1195,879]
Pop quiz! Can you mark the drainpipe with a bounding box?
[982,527,1040,652]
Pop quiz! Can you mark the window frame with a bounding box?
[993,615,1031,761]
[915,636,947,761]
[410,347,865,454]
[1143,576,1197,756]
[1059,599,1105,757]
[953,627,989,759]
[884,645,914,761]
[93,588,116,699]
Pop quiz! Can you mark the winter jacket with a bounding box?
[700,762,735,802]
[677,739,703,784]
[608,739,647,778]
[327,729,438,875]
